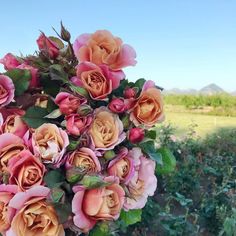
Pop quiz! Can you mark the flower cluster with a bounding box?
[0,24,166,235]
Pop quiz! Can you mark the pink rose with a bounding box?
[36,33,59,59]
[17,63,39,88]
[73,62,125,101]
[128,127,145,144]
[72,177,125,233]
[124,148,157,210]
[124,87,136,99]
[73,30,137,70]
[32,123,69,167]
[7,186,64,236]
[8,150,46,191]
[55,92,86,115]
[66,114,92,136]
[65,147,101,173]
[0,133,26,175]
[108,147,134,184]
[88,107,126,151]
[1,113,28,138]
[0,184,18,234]
[0,75,15,107]
[0,53,21,70]
[108,98,127,114]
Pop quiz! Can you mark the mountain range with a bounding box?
[164,83,236,96]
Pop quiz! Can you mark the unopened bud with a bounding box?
[66,167,86,183]
[60,21,71,42]
[104,150,116,160]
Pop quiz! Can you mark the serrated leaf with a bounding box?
[120,209,142,226]
[156,147,176,175]
[134,78,146,89]
[44,170,65,188]
[81,175,111,189]
[49,64,68,83]
[139,141,163,165]
[44,108,62,119]
[5,69,31,96]
[50,188,64,202]
[22,106,49,128]
[89,222,111,236]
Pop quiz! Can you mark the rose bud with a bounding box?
[108,98,127,114]
[60,21,71,42]
[0,53,21,70]
[124,87,136,99]
[128,127,145,144]
[36,33,59,59]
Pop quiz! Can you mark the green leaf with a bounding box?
[5,69,31,96]
[44,170,65,188]
[120,209,142,226]
[67,139,80,151]
[146,130,157,139]
[44,108,62,119]
[156,147,176,175]
[139,141,163,165]
[66,167,86,184]
[22,106,49,128]
[49,64,68,83]
[49,36,64,49]
[40,73,61,97]
[69,83,89,98]
[52,202,71,224]
[81,175,111,189]
[134,78,146,89]
[50,188,65,202]
[89,222,111,236]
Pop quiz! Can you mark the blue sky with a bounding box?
[0,0,235,91]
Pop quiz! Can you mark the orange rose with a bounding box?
[130,85,164,127]
[9,186,64,236]
[73,30,136,70]
[8,150,46,191]
[0,133,25,175]
[72,177,125,232]
[88,107,125,150]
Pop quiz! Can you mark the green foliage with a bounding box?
[44,169,65,188]
[5,69,31,96]
[81,175,111,189]
[119,209,142,226]
[22,106,49,128]
[89,222,111,236]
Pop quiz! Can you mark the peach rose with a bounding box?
[0,75,15,107]
[72,177,125,232]
[7,186,65,236]
[124,148,157,210]
[55,92,86,115]
[1,113,28,138]
[65,147,101,173]
[74,62,125,100]
[73,30,137,71]
[32,123,69,167]
[130,80,164,127]
[0,133,26,175]
[8,150,46,191]
[0,184,18,235]
[88,107,126,150]
[108,147,134,184]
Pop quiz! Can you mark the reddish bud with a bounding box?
[128,127,145,144]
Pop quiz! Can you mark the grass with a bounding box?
[164,111,236,137]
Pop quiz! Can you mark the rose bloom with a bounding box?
[0,113,28,138]
[66,114,92,136]
[0,75,15,107]
[32,123,69,167]
[37,33,59,59]
[124,148,157,210]
[130,80,164,127]
[65,147,101,173]
[0,133,26,175]
[108,147,134,184]
[0,184,18,235]
[88,107,126,150]
[7,186,65,236]
[108,98,127,114]
[55,92,86,115]
[17,63,39,88]
[8,150,46,191]
[74,62,125,100]
[72,177,125,232]
[73,30,137,70]
[0,53,21,70]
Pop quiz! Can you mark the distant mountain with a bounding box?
[199,83,225,95]
[164,83,227,95]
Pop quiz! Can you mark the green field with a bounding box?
[164,111,236,137]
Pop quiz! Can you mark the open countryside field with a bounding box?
[164,111,236,137]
